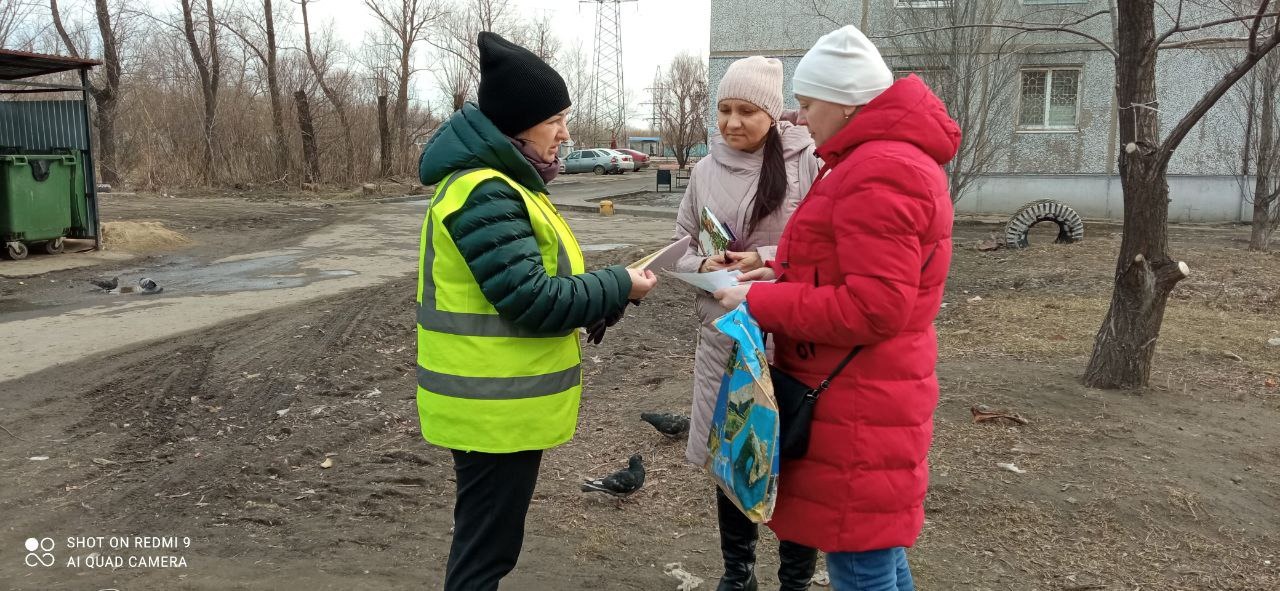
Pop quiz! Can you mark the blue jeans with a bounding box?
[827,547,914,591]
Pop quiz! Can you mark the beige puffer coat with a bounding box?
[675,121,819,467]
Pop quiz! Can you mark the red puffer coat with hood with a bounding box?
[745,75,960,552]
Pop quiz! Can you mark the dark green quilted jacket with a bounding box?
[418,103,632,334]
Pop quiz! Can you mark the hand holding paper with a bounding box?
[628,235,690,272]
[627,268,658,300]
[714,283,752,310]
[700,256,736,273]
[663,269,740,293]
[737,267,776,282]
[725,251,764,272]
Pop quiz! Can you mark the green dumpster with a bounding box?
[0,154,76,260]
[63,150,93,238]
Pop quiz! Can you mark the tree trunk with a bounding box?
[90,0,122,187]
[201,94,217,183]
[295,90,320,185]
[1083,0,1188,389]
[1083,169,1188,388]
[1251,181,1274,251]
[264,0,290,179]
[95,99,119,185]
[396,45,411,172]
[182,0,220,184]
[1249,72,1276,250]
[300,0,356,183]
[51,0,123,186]
[378,94,391,178]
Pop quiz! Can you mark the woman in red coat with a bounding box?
[715,25,960,590]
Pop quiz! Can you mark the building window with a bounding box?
[895,0,951,7]
[1018,68,1081,131]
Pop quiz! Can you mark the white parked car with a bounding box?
[600,149,638,172]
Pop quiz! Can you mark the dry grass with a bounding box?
[101,220,192,252]
[901,221,1280,589]
[944,225,1280,400]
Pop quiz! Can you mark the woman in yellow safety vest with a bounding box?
[415,32,658,591]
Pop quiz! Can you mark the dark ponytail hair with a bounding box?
[746,125,787,235]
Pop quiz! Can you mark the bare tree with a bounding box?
[180,0,222,184]
[263,0,288,179]
[294,88,321,183]
[808,2,1280,388]
[22,0,550,188]
[468,0,515,33]
[426,0,521,112]
[1,0,41,49]
[297,0,355,182]
[1246,51,1280,249]
[520,12,559,64]
[1223,29,1280,250]
[377,90,391,176]
[225,0,292,179]
[558,39,596,143]
[1078,2,1280,388]
[656,53,708,169]
[364,0,440,175]
[1218,28,1280,251]
[50,0,124,186]
[176,0,224,182]
[882,1,1019,203]
[433,49,472,112]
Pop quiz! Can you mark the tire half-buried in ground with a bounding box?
[1004,199,1085,249]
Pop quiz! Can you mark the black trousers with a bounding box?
[444,449,543,591]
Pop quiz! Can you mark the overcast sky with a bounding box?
[46,0,708,125]
[309,0,711,124]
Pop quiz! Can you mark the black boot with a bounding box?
[776,540,819,591]
[715,487,758,591]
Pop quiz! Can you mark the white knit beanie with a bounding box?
[793,25,893,106]
[717,56,785,120]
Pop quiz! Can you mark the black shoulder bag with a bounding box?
[771,247,938,459]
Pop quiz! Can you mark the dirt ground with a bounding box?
[2,197,1278,590]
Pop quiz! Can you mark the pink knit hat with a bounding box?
[717,56,785,120]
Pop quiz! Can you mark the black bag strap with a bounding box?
[808,245,940,399]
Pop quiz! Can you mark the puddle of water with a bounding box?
[134,254,359,294]
[0,298,47,315]
[580,243,633,252]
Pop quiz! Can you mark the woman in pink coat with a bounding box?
[716,26,959,591]
[674,56,821,591]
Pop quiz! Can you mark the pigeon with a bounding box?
[137,278,163,295]
[641,412,690,438]
[581,454,645,499]
[88,276,119,291]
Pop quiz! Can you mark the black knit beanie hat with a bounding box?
[477,31,572,136]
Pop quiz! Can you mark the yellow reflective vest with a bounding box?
[416,168,586,452]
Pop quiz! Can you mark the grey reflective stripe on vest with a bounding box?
[417,364,581,400]
[529,196,573,274]
[419,169,575,339]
